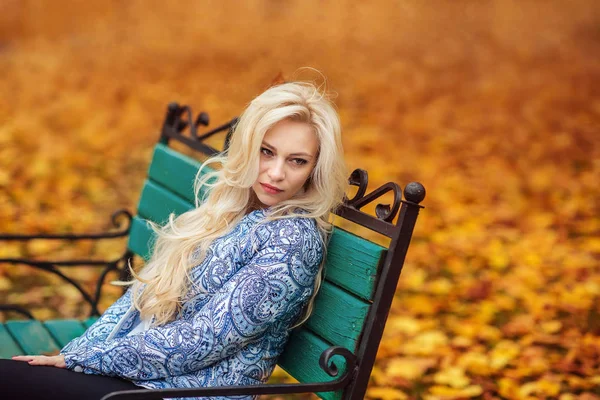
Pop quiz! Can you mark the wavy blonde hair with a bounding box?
[127,81,347,326]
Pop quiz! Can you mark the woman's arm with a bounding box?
[62,217,323,381]
[60,287,134,354]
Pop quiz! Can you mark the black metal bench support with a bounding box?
[0,210,134,318]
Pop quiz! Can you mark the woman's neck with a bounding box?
[245,193,267,215]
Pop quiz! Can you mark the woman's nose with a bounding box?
[268,160,285,181]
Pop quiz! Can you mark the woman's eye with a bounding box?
[292,158,308,166]
[260,147,273,156]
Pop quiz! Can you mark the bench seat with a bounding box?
[0,318,98,358]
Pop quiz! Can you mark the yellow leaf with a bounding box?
[518,377,561,398]
[590,376,600,385]
[0,276,12,290]
[0,170,10,186]
[541,320,562,334]
[458,351,492,376]
[486,239,510,270]
[490,340,520,370]
[427,278,452,295]
[386,357,436,381]
[559,394,577,400]
[498,378,518,399]
[387,316,422,335]
[426,384,482,399]
[366,387,408,400]
[450,336,472,348]
[433,367,470,389]
[403,330,449,356]
[403,267,427,290]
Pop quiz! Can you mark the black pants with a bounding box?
[0,359,144,400]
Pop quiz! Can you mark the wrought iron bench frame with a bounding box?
[0,102,426,400]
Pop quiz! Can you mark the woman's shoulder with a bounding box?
[251,209,323,248]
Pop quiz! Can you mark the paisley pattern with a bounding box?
[60,209,324,400]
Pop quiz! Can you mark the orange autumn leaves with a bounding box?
[1,1,600,399]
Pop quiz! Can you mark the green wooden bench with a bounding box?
[0,103,426,400]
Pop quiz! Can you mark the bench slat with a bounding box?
[305,281,370,351]
[138,179,194,224]
[324,228,385,301]
[278,328,346,400]
[128,216,154,261]
[0,323,24,357]
[147,143,214,204]
[5,320,60,355]
[44,319,87,348]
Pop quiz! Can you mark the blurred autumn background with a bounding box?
[1,0,599,399]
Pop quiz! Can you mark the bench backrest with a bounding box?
[127,103,425,400]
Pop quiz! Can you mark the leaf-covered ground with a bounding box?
[1,1,599,399]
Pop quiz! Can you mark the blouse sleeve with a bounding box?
[60,287,133,354]
[61,217,323,381]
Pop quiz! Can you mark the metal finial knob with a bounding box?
[404,182,426,204]
[195,112,210,127]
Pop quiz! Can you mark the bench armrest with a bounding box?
[101,346,358,400]
[0,209,133,317]
[0,209,132,242]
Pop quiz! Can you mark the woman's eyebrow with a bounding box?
[262,141,275,150]
[290,152,314,158]
[262,141,314,158]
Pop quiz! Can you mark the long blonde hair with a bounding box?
[128,81,347,326]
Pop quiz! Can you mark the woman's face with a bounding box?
[251,119,319,208]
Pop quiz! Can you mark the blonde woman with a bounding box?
[7,81,348,400]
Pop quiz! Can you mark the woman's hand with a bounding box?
[12,354,66,368]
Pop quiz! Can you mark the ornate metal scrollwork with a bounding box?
[0,209,134,317]
[319,345,358,378]
[0,253,128,317]
[111,209,133,231]
[0,305,35,319]
[344,168,402,223]
[345,169,368,203]
[0,209,132,241]
[102,345,359,400]
[161,103,238,152]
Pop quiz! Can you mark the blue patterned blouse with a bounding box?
[60,208,324,400]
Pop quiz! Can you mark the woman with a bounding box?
[5,81,348,399]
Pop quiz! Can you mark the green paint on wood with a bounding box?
[278,329,347,400]
[0,323,23,358]
[83,317,99,329]
[305,281,371,351]
[137,179,194,224]
[147,144,215,204]
[5,320,60,355]
[324,227,386,301]
[44,319,87,348]
[128,216,155,260]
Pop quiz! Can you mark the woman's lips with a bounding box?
[261,183,283,194]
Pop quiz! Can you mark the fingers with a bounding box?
[12,355,61,367]
[12,355,37,362]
